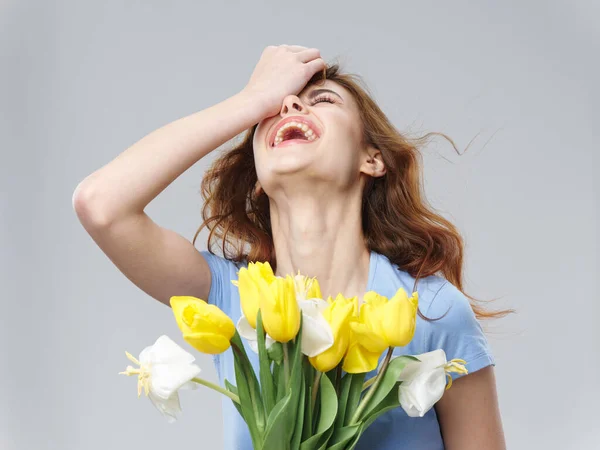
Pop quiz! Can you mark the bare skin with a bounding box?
[436,366,507,449]
[253,81,386,302]
[73,44,506,448]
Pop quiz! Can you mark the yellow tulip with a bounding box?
[170,296,235,354]
[309,294,355,372]
[353,289,418,349]
[381,288,419,347]
[341,288,419,373]
[342,333,382,373]
[260,275,301,343]
[233,261,275,329]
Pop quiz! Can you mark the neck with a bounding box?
[269,187,371,301]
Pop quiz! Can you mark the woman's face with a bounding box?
[253,80,376,194]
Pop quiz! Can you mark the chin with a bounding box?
[268,151,318,174]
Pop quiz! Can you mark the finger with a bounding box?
[304,57,326,76]
[297,48,321,63]
[279,44,309,53]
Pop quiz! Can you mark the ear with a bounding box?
[360,146,386,178]
[254,180,264,197]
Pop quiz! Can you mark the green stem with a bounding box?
[361,376,376,392]
[349,347,394,425]
[311,371,322,413]
[283,342,290,387]
[335,365,342,396]
[192,377,240,404]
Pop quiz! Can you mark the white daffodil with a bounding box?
[119,335,201,423]
[394,349,468,417]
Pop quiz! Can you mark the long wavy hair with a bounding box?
[194,64,513,320]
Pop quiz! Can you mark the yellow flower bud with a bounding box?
[260,275,301,343]
[342,334,382,374]
[170,296,235,354]
[355,289,418,349]
[341,288,419,373]
[381,289,418,347]
[234,262,275,329]
[309,294,355,372]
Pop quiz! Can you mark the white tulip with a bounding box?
[297,298,334,357]
[395,349,468,418]
[119,335,201,423]
[236,315,276,353]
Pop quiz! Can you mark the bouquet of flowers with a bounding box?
[120,262,467,449]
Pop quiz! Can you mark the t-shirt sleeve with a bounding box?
[200,250,239,314]
[423,281,495,380]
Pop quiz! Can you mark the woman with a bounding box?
[73,45,507,449]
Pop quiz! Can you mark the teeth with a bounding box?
[273,121,318,146]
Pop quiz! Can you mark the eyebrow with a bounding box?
[304,88,344,102]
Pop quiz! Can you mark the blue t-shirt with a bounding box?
[201,250,495,450]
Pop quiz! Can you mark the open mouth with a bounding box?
[270,119,320,147]
[278,127,313,144]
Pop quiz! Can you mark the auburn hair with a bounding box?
[194,64,513,321]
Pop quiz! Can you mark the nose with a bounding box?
[279,95,307,116]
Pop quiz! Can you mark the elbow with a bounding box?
[72,181,115,229]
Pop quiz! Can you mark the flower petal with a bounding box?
[396,349,447,382]
[151,362,201,400]
[398,367,446,417]
[349,322,388,354]
[184,332,232,354]
[236,315,275,354]
[299,303,334,357]
[148,390,182,423]
[342,341,381,373]
[138,335,196,366]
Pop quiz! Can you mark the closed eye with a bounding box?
[310,95,336,105]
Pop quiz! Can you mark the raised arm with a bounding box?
[72,45,325,306]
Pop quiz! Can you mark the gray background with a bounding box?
[1,1,598,449]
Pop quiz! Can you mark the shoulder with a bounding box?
[422,281,495,378]
[201,250,247,276]
[372,252,474,322]
[200,250,247,311]
[371,252,448,309]
[374,253,494,377]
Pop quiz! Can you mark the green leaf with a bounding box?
[290,376,306,450]
[233,346,262,448]
[224,379,243,417]
[262,389,293,450]
[302,360,316,441]
[358,355,413,422]
[231,331,265,446]
[334,372,352,429]
[275,354,287,403]
[257,311,276,415]
[261,317,305,450]
[304,385,313,442]
[344,373,366,427]
[361,381,401,430]
[345,382,402,450]
[300,373,338,450]
[326,424,361,450]
[287,318,305,436]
